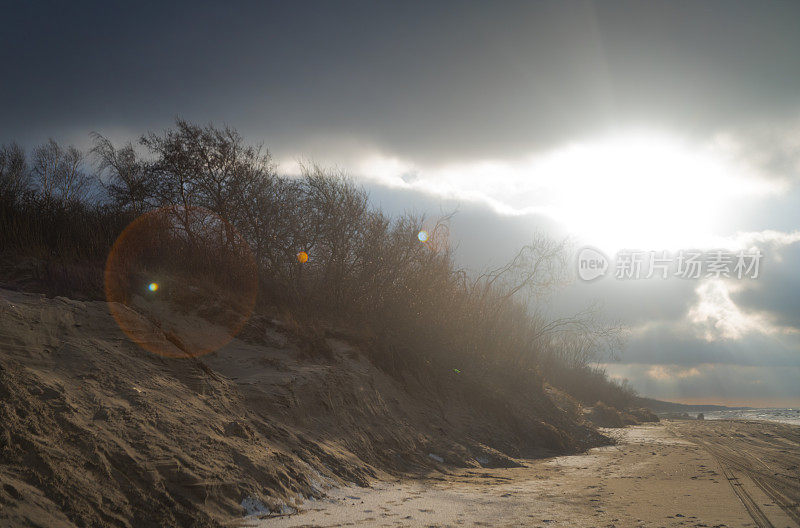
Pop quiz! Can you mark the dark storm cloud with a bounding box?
[718,124,800,183]
[733,243,800,330]
[3,1,800,163]
[604,363,800,406]
[362,182,567,270]
[551,271,698,325]
[621,324,800,367]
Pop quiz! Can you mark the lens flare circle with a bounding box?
[418,230,429,242]
[297,251,308,263]
[104,205,258,358]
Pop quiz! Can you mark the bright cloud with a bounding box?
[339,131,785,253]
[646,365,702,381]
[687,277,800,341]
[688,280,771,340]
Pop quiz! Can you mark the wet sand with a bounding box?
[249,420,800,527]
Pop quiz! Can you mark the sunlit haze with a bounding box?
[338,132,784,253]
[3,0,799,409]
[2,3,800,526]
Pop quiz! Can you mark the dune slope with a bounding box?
[0,288,604,527]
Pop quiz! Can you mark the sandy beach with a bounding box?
[250,420,800,528]
[6,3,800,527]
[1,289,798,528]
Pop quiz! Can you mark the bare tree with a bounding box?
[55,144,89,203]
[300,164,370,303]
[474,233,569,303]
[140,119,275,247]
[31,139,90,203]
[237,172,305,274]
[31,139,60,201]
[90,132,152,214]
[0,143,29,199]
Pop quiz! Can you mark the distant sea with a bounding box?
[704,408,800,426]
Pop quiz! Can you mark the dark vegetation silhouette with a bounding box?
[0,119,635,410]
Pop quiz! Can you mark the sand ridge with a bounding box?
[0,286,601,527]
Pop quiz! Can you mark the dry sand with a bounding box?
[250,421,800,528]
[2,287,797,527]
[0,287,597,527]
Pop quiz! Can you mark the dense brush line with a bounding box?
[0,120,635,409]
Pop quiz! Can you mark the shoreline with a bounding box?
[249,419,800,528]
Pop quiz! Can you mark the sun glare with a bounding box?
[535,134,777,252]
[355,132,779,253]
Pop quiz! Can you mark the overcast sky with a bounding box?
[2,1,799,406]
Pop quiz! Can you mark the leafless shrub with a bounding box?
[1,119,635,408]
[31,139,91,203]
[0,143,30,201]
[140,119,274,220]
[90,133,153,214]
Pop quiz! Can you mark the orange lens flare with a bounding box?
[104,206,257,358]
[297,251,308,263]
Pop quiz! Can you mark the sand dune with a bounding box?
[0,287,599,527]
[2,286,797,527]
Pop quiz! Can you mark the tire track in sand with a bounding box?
[668,422,800,528]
